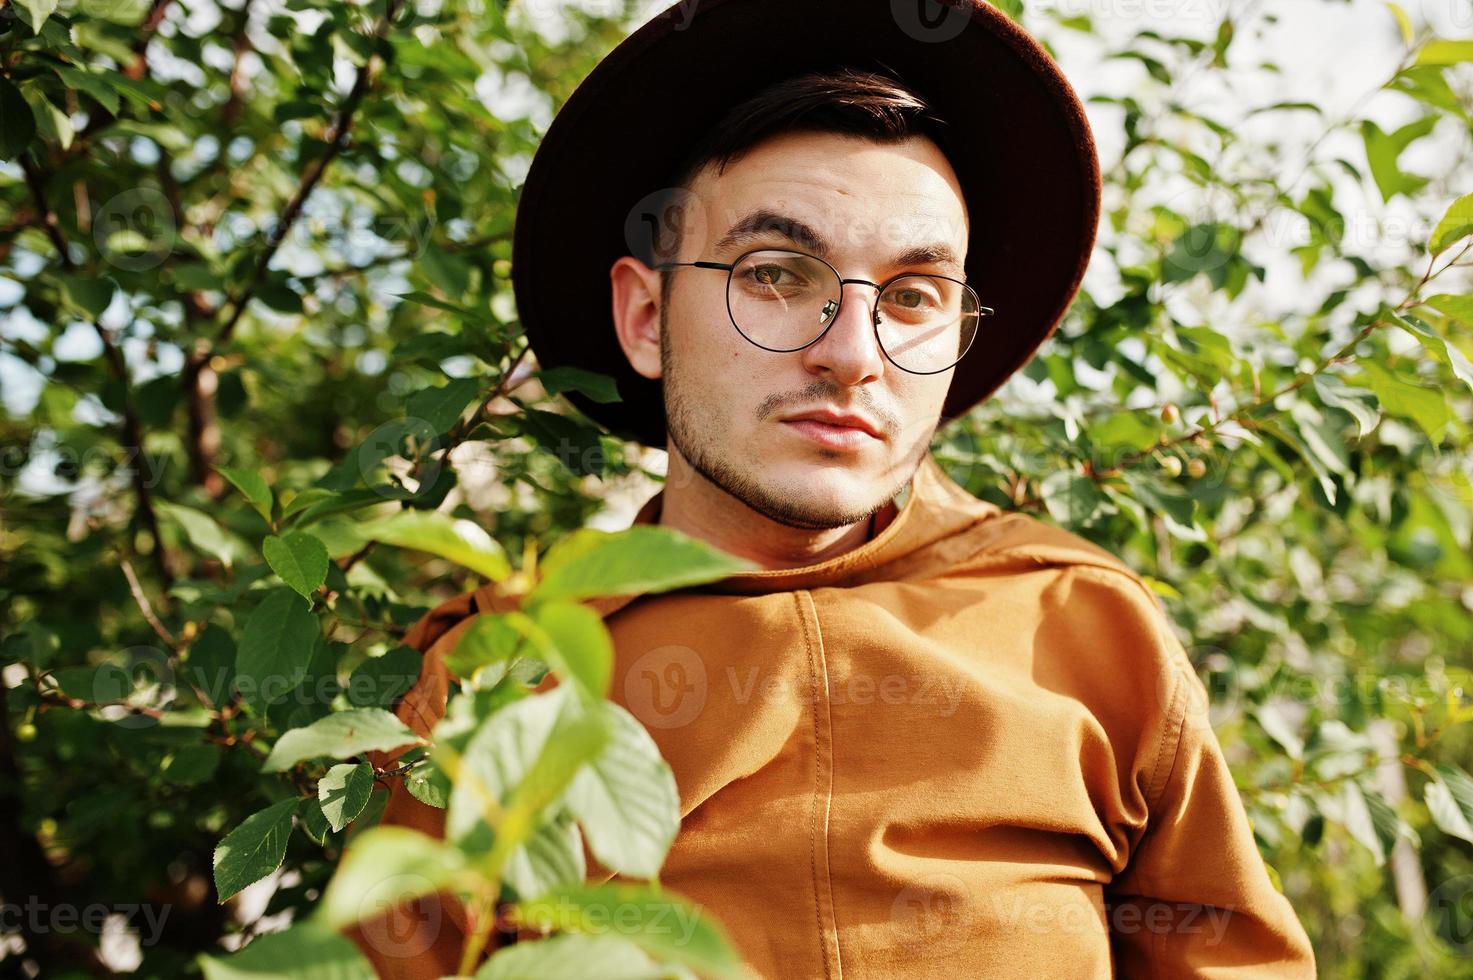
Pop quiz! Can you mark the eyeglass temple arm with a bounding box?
[651,260,734,271]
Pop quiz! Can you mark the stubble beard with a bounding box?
[657,300,910,532]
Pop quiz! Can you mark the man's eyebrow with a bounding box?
[713,207,966,277]
[714,208,830,254]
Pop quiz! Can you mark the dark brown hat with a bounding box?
[514,0,1100,450]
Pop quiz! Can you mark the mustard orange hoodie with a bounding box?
[347,451,1317,979]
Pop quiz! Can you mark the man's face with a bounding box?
[625,130,970,531]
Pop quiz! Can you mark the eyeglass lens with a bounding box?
[727,249,980,373]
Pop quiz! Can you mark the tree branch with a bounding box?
[180,0,407,492]
[20,151,174,583]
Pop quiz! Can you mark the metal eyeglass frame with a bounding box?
[653,246,995,376]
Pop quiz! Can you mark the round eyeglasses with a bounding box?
[654,247,993,375]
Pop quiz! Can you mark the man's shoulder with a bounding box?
[955,507,1149,588]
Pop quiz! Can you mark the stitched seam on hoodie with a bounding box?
[796,589,840,980]
[1059,565,1183,977]
[1130,676,1186,980]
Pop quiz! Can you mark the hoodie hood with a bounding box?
[596,450,1139,608]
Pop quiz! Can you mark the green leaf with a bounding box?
[528,599,613,700]
[1254,703,1303,759]
[1160,224,1242,289]
[1040,470,1107,526]
[1364,785,1417,856]
[186,624,237,707]
[1423,293,1473,327]
[199,921,377,979]
[1430,191,1473,256]
[345,787,389,842]
[0,78,35,161]
[291,486,415,526]
[60,276,118,319]
[157,501,250,568]
[23,88,73,152]
[281,487,340,521]
[1360,116,1437,203]
[262,708,421,772]
[418,243,472,298]
[213,799,298,902]
[264,532,330,598]
[536,366,622,404]
[162,744,222,786]
[564,701,679,878]
[318,825,468,930]
[483,710,611,884]
[300,798,333,846]
[393,290,490,321]
[475,932,661,980]
[219,466,274,524]
[1414,39,1473,66]
[359,510,510,581]
[405,377,481,435]
[1337,781,1386,866]
[1426,764,1473,844]
[1121,471,1205,542]
[236,589,320,710]
[1386,2,1413,46]
[1087,410,1162,453]
[1254,415,1349,504]
[444,614,525,682]
[515,408,610,478]
[533,526,757,604]
[318,762,374,833]
[1296,414,1351,477]
[13,0,60,33]
[1392,312,1473,393]
[405,758,450,809]
[268,633,337,732]
[445,685,567,851]
[54,66,121,116]
[392,331,477,366]
[1351,360,1452,442]
[345,645,422,708]
[514,883,744,980]
[1312,375,1380,439]
[501,813,587,901]
[256,279,303,314]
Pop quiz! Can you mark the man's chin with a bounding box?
[742,470,883,528]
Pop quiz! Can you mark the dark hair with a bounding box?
[655,66,955,298]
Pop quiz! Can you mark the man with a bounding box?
[350,1,1318,976]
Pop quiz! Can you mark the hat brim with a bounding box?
[514,0,1101,450]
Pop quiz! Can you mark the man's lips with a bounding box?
[780,416,881,449]
[780,409,883,439]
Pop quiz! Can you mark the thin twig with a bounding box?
[205,0,406,353]
[338,343,534,575]
[120,556,176,645]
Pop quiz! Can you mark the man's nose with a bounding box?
[800,281,887,384]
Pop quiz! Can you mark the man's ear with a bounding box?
[610,256,663,381]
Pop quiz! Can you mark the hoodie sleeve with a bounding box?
[1104,588,1317,978]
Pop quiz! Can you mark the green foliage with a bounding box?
[2,0,1472,976]
[532,526,755,603]
[213,800,299,903]
[198,922,376,980]
[259,708,420,773]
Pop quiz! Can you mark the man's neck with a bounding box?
[649,459,908,571]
